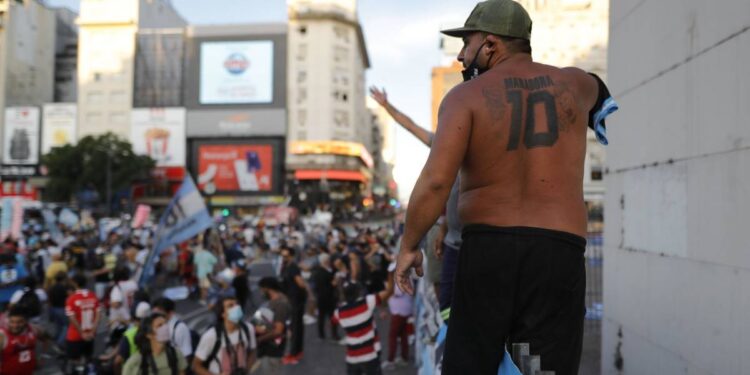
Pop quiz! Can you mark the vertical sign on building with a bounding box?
[131,108,187,167]
[3,107,41,165]
[42,104,78,154]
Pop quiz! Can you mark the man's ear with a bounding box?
[485,34,503,54]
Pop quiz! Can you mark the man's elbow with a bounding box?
[425,175,453,194]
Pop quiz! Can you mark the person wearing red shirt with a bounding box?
[0,306,37,375]
[65,273,101,371]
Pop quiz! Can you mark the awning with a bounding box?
[294,170,368,182]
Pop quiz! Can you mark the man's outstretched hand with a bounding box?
[369,86,388,107]
[395,246,424,296]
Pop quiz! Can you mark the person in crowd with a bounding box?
[311,253,339,342]
[255,277,292,375]
[0,251,28,308]
[47,271,72,346]
[0,305,38,375]
[122,312,188,375]
[194,237,218,305]
[65,273,101,374]
[231,260,251,313]
[92,244,116,301]
[152,297,195,363]
[280,246,308,365]
[382,263,415,370]
[178,243,197,293]
[9,276,47,323]
[193,295,257,375]
[109,266,138,343]
[111,302,153,374]
[333,270,395,375]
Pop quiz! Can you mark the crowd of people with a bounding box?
[0,212,418,375]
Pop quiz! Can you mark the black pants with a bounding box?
[346,358,382,375]
[443,225,586,375]
[439,242,460,315]
[317,297,338,339]
[290,303,306,356]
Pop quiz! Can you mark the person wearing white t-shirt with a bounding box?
[193,296,256,375]
[152,297,193,361]
[109,268,137,329]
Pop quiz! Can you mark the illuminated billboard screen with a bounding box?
[194,140,283,194]
[199,41,274,105]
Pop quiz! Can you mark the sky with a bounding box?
[45,0,479,201]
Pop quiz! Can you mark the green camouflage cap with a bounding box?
[441,0,532,40]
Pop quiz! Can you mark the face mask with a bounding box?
[462,42,493,82]
[228,305,243,324]
[155,324,170,343]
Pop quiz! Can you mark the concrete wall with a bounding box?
[603,0,750,374]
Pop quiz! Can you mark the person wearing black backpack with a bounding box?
[193,295,256,375]
[152,298,201,370]
[122,313,187,375]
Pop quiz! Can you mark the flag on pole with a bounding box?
[138,175,212,287]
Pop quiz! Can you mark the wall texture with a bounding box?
[604,0,750,374]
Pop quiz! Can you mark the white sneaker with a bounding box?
[394,358,408,367]
[303,314,317,325]
[381,361,396,370]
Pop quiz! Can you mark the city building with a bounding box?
[183,23,288,212]
[286,0,379,215]
[76,0,186,140]
[0,0,58,196]
[603,1,750,374]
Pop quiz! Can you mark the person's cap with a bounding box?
[441,0,532,40]
[135,302,151,319]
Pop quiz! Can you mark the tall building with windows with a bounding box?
[76,0,186,139]
[286,0,378,214]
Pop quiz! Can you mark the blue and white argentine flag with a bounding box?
[138,175,212,286]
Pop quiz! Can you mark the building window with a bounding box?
[297,87,307,104]
[297,131,307,139]
[110,91,126,104]
[298,25,308,35]
[297,44,307,61]
[591,166,603,181]
[334,110,349,128]
[86,91,103,104]
[298,110,307,127]
[93,72,102,82]
[85,112,102,125]
[109,112,126,125]
[333,26,350,43]
[333,46,348,63]
[297,70,307,83]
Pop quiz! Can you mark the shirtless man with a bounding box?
[394,1,616,374]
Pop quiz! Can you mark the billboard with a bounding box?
[42,104,77,154]
[131,108,186,167]
[200,41,274,105]
[3,107,40,165]
[196,144,276,193]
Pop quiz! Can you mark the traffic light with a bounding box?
[221,208,231,217]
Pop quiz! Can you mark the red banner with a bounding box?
[197,144,274,193]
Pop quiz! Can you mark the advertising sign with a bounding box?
[200,41,274,104]
[42,104,77,154]
[197,144,275,193]
[3,107,40,165]
[290,140,374,168]
[131,108,186,167]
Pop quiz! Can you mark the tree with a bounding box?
[41,132,155,205]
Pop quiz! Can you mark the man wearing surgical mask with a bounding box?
[194,296,257,375]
